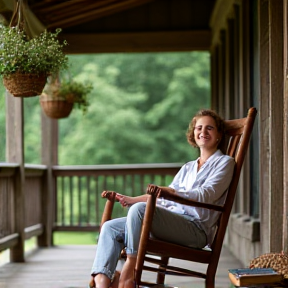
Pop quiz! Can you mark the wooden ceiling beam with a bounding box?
[31,0,157,29]
[31,0,117,15]
[60,30,212,54]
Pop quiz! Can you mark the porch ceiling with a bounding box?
[1,0,217,53]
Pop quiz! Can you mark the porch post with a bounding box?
[259,0,284,253]
[283,0,288,253]
[39,111,58,247]
[6,91,25,262]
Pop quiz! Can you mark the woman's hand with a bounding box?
[101,191,123,201]
[146,185,175,199]
[102,191,149,207]
[146,184,162,197]
[118,195,136,208]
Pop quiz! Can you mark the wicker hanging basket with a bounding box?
[40,75,74,119]
[3,72,47,97]
[40,97,74,119]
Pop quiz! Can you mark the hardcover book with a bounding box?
[228,268,283,287]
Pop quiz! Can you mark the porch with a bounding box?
[0,244,241,288]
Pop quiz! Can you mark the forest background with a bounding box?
[0,51,210,165]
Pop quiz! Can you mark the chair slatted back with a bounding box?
[210,107,257,253]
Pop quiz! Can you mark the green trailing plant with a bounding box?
[0,25,69,77]
[42,76,93,115]
[58,79,93,114]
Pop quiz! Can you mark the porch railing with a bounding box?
[0,162,181,259]
[52,164,181,231]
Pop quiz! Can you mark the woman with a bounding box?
[89,109,235,288]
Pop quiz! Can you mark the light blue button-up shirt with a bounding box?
[159,149,235,245]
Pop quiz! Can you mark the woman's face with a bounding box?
[194,116,221,150]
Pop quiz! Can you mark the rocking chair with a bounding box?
[101,107,257,288]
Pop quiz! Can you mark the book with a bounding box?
[228,268,284,287]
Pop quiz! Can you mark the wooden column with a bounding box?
[5,91,25,262]
[225,17,235,119]
[283,0,288,253]
[39,110,58,247]
[259,0,284,253]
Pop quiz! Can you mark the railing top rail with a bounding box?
[53,163,183,171]
[25,164,48,177]
[24,164,47,170]
[0,163,20,168]
[0,163,20,177]
[52,163,183,176]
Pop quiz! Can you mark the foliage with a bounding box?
[42,76,93,114]
[57,52,210,165]
[53,231,98,245]
[24,97,41,164]
[60,80,93,114]
[0,26,69,77]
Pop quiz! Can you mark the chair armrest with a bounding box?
[147,188,224,212]
[100,191,122,228]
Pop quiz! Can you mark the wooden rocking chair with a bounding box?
[101,107,257,288]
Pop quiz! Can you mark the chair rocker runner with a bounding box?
[101,107,257,288]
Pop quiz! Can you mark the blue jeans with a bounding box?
[90,202,207,279]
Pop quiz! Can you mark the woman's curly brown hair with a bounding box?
[186,109,225,147]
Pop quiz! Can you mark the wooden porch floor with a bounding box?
[0,245,242,288]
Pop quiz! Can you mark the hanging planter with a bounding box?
[0,0,68,97]
[40,98,74,119]
[3,72,48,98]
[40,76,93,119]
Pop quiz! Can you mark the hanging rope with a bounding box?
[9,0,45,38]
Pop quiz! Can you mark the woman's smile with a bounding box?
[194,116,220,149]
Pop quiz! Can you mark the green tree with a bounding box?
[24,97,41,163]
[59,63,154,165]
[59,52,210,165]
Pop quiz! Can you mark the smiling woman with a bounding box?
[88,108,235,288]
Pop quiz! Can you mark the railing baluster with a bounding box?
[87,176,91,226]
[78,176,81,226]
[61,177,65,225]
[95,175,99,226]
[69,177,73,226]
[123,175,127,194]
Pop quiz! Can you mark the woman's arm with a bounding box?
[101,190,148,207]
[118,194,148,207]
[101,185,174,208]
